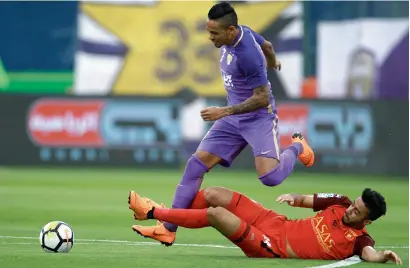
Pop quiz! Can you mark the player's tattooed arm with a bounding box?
[222,85,270,115]
[361,246,402,264]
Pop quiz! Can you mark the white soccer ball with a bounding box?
[39,221,74,253]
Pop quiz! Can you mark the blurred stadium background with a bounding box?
[0,1,408,268]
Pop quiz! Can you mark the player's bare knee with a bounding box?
[203,187,217,206]
[204,187,233,207]
[259,171,283,187]
[259,178,281,187]
[195,150,221,169]
[255,157,279,177]
[206,207,228,224]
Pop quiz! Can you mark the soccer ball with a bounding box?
[39,221,74,253]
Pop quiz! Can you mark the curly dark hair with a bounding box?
[362,188,387,221]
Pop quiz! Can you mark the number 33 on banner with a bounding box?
[154,19,220,96]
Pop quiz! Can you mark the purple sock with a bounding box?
[259,142,302,187]
[164,154,208,232]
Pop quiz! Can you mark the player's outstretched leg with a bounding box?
[130,192,278,258]
[258,132,314,187]
[139,187,272,227]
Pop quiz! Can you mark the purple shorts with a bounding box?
[197,114,280,167]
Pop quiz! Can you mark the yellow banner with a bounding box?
[82,1,292,96]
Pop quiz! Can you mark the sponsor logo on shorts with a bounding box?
[27,99,104,146]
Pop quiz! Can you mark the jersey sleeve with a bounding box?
[354,235,375,257]
[242,25,265,46]
[237,47,268,90]
[313,193,352,211]
[250,29,265,47]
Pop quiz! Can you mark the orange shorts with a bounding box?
[227,193,287,258]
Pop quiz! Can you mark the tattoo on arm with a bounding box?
[223,85,270,115]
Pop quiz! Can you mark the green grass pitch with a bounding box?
[0,168,408,268]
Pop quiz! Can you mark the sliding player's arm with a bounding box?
[276,193,352,210]
[361,246,402,264]
[276,194,314,208]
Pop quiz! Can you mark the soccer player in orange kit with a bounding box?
[129,187,402,264]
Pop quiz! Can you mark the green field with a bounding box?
[0,168,408,268]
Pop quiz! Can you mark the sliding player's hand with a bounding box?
[276,194,296,206]
[384,250,402,265]
[200,106,225,121]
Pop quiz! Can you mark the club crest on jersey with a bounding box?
[344,230,357,241]
[227,54,233,65]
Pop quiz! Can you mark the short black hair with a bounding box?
[208,2,238,29]
[362,188,386,221]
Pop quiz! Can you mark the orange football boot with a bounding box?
[141,197,165,209]
[132,221,176,247]
[128,191,176,246]
[128,191,163,220]
[291,132,314,167]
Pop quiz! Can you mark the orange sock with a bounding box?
[190,189,209,209]
[153,208,209,228]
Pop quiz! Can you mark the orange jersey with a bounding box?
[285,193,374,260]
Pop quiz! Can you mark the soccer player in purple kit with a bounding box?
[131,2,315,245]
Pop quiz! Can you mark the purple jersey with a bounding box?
[219,25,275,118]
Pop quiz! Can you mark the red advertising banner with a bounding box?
[27,99,105,146]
